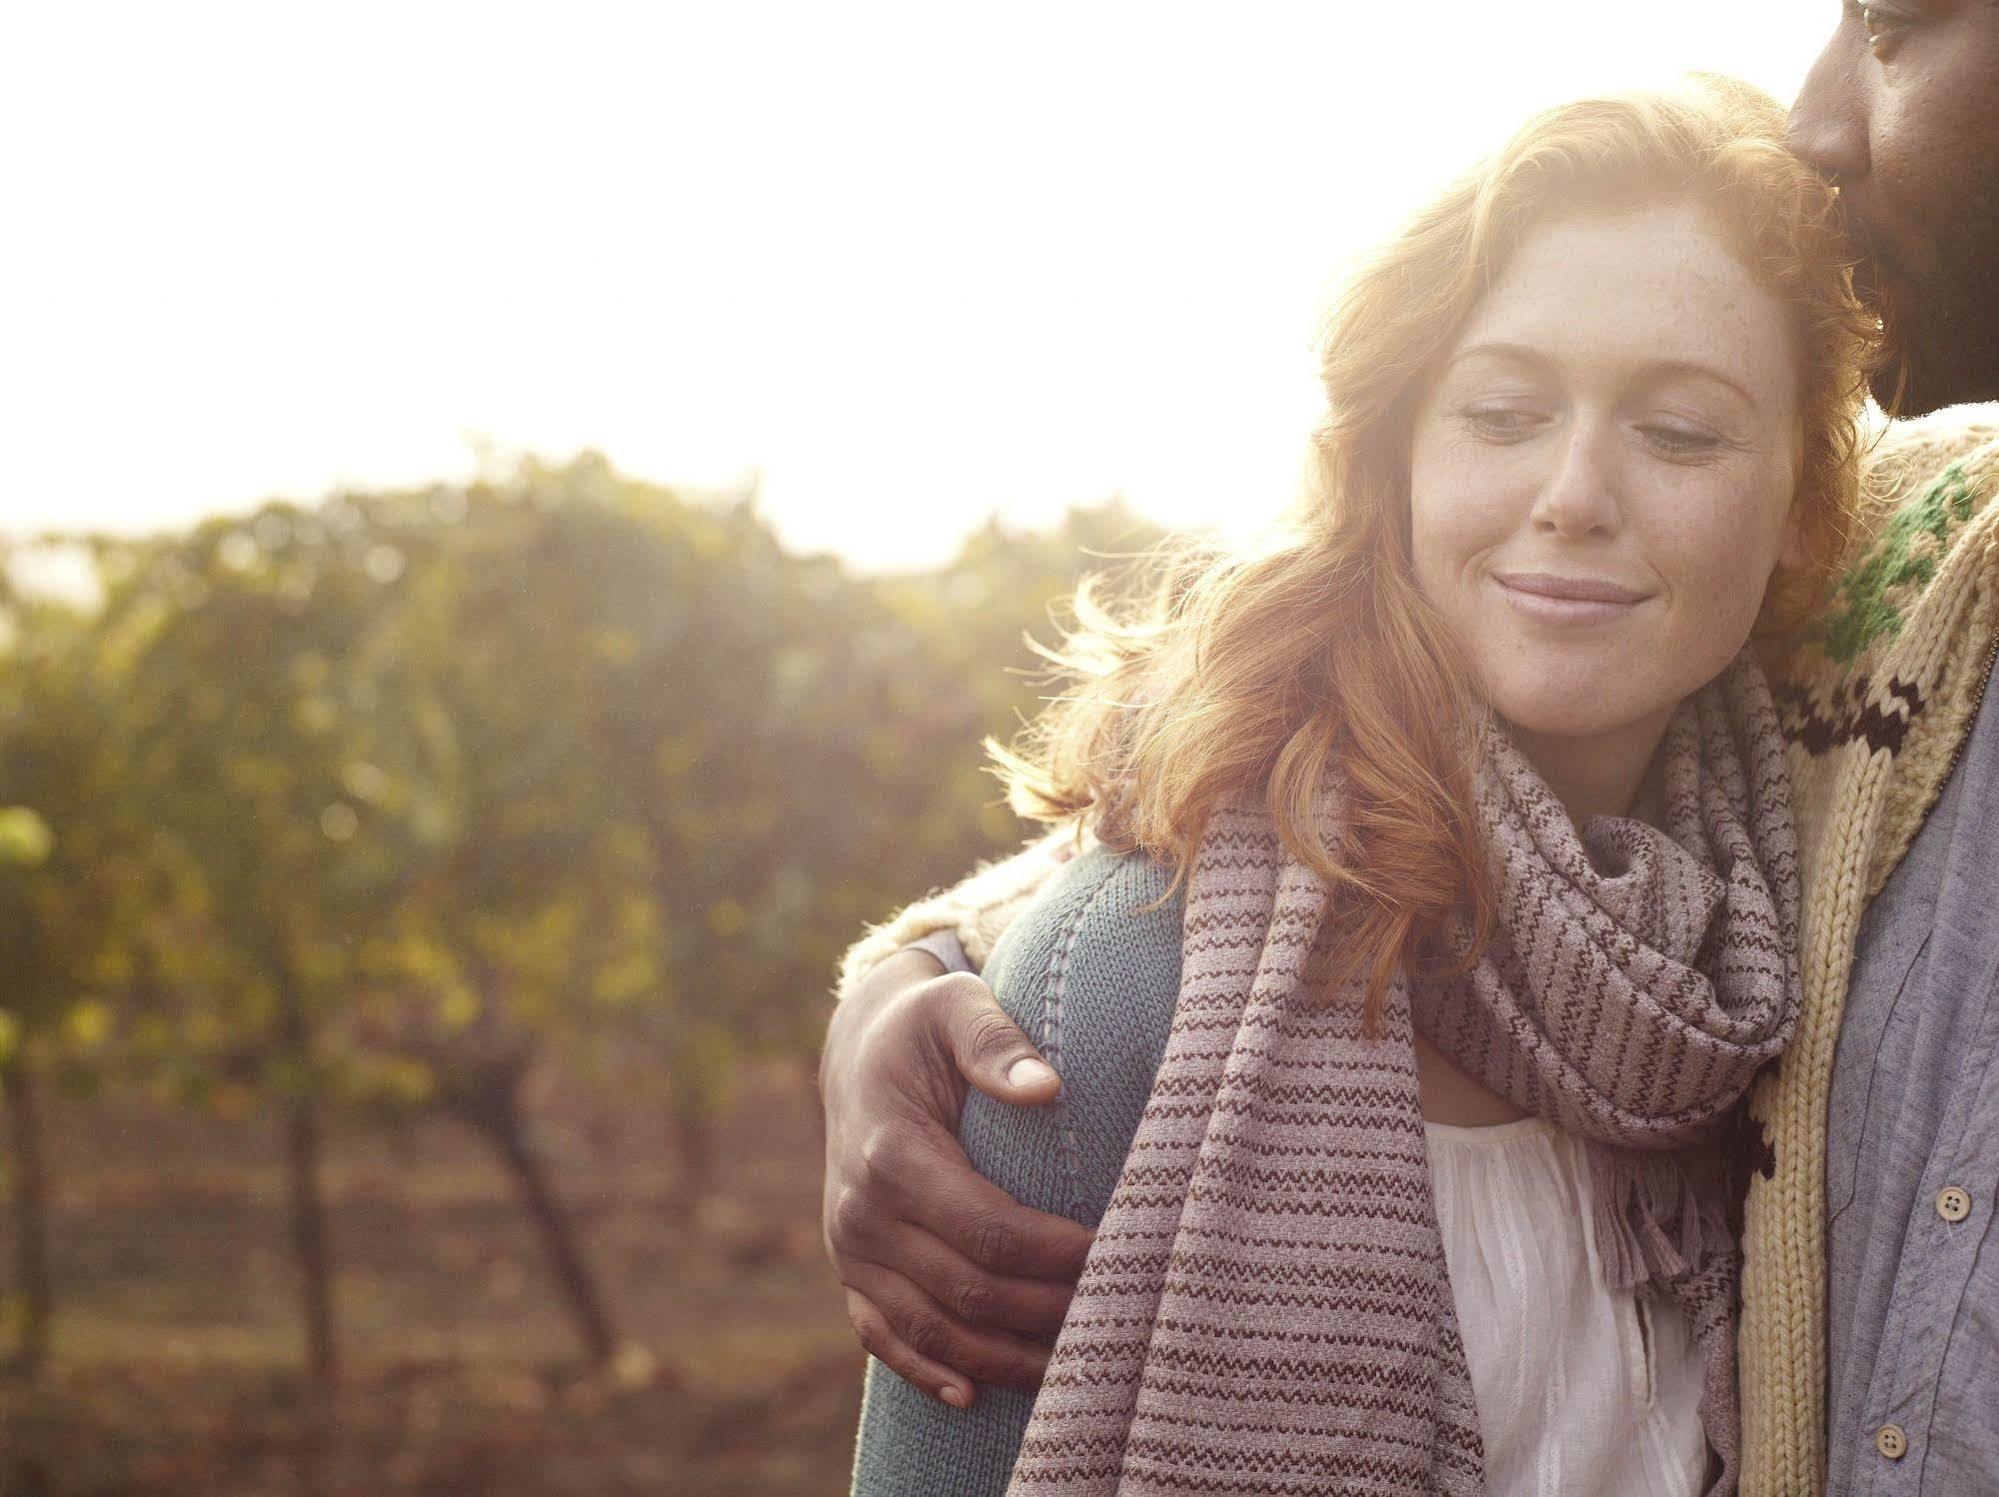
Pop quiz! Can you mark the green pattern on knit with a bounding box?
[1816,466,1981,665]
[849,847,1184,1497]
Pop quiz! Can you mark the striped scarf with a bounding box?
[1007,651,1801,1497]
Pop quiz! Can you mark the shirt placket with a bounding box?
[1848,949,1999,1494]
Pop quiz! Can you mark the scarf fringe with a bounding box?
[1589,1145,1731,1294]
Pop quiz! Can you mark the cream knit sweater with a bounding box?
[1742,407,1999,1494]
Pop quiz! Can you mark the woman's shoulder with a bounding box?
[980,842,1185,1027]
[961,844,1184,1229]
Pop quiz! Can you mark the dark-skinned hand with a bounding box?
[819,947,1092,1409]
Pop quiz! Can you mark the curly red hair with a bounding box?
[995,76,1875,1025]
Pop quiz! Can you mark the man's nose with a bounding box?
[1530,422,1622,541]
[1786,36,1869,185]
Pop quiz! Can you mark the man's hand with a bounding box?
[820,947,1092,1409]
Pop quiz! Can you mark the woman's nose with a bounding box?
[1529,422,1623,540]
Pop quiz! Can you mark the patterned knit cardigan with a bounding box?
[839,406,1999,1496]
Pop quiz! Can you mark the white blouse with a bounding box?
[1426,1115,1709,1497]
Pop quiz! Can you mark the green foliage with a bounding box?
[1,455,1155,1128]
[0,573,181,1087]
[0,450,1159,1375]
[0,808,52,869]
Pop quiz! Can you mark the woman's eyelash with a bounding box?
[1639,424,1725,456]
[1452,404,1734,457]
[1459,406,1544,438]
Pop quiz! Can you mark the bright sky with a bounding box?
[0,2,1840,573]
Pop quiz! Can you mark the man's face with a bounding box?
[1787,1,1999,414]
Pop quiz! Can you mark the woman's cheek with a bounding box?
[1411,475,1510,601]
[1659,479,1789,643]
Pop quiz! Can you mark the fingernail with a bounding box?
[1008,1058,1057,1090]
[940,1384,970,1408]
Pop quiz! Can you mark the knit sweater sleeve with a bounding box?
[833,822,1096,1000]
[848,844,1185,1496]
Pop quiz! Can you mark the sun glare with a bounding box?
[0,1,1834,571]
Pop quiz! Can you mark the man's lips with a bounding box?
[1492,571,1651,623]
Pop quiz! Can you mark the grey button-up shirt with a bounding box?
[1826,654,1999,1494]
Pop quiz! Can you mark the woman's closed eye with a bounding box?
[1457,404,1552,443]
[1634,418,1740,462]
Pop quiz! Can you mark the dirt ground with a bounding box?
[0,1062,867,1496]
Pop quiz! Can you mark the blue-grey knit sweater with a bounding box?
[848,844,1184,1497]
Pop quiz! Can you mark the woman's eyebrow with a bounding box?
[1642,359,1762,412]
[1444,341,1550,373]
[1448,343,1761,411]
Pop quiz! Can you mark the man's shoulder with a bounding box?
[1856,405,1999,504]
[1782,404,1999,899]
[1785,407,1999,704]
[1837,406,1999,600]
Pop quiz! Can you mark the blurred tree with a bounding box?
[362,462,1158,1222]
[866,499,1169,888]
[0,549,173,1379]
[379,458,902,1214]
[0,788,57,1379]
[0,451,1168,1390]
[88,505,439,1383]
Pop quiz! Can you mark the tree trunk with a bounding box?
[273,957,337,1384]
[477,1098,618,1366]
[283,1095,336,1383]
[670,1091,711,1215]
[2,1061,52,1378]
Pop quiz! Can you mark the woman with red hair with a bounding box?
[838,75,1873,1496]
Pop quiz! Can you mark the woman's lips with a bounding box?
[1492,571,1650,624]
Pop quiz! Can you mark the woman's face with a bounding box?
[1408,198,1804,769]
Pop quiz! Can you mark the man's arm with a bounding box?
[820,831,1087,1409]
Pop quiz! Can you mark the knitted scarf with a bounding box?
[1007,652,1802,1497]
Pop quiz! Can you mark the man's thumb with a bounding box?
[943,982,1061,1105]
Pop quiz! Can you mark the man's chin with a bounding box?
[1869,294,1999,415]
[1868,357,1918,414]
[1869,335,1999,417]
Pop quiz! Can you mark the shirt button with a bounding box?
[1876,1424,1909,1460]
[1938,1186,1972,1222]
